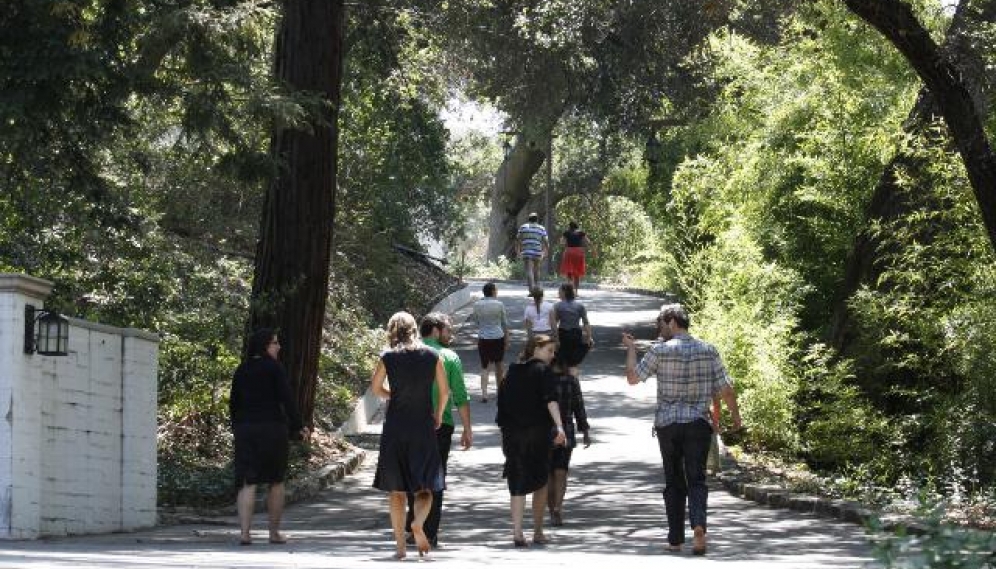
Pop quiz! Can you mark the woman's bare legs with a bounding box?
[532,484,549,543]
[237,484,256,543]
[510,494,526,543]
[548,469,568,524]
[410,490,433,555]
[266,482,286,543]
[389,492,408,558]
[481,364,491,401]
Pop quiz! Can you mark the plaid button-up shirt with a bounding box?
[633,332,732,427]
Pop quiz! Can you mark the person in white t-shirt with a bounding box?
[523,286,554,339]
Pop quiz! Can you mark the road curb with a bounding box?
[717,464,927,535]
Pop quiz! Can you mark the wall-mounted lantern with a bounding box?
[24,304,70,356]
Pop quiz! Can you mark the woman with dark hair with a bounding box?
[552,282,594,378]
[558,221,593,292]
[547,358,591,527]
[371,312,449,559]
[229,328,309,546]
[496,334,567,547]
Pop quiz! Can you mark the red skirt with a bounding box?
[559,246,586,278]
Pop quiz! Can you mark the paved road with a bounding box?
[0,284,877,568]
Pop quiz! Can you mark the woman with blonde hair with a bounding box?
[496,334,567,547]
[371,312,449,559]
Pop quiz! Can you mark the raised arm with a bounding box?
[622,332,642,385]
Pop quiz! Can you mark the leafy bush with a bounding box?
[870,504,996,569]
[795,343,894,472]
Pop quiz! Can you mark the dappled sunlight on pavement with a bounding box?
[0,283,878,568]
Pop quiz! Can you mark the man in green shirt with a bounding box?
[406,312,473,548]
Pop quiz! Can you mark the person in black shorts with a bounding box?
[229,328,309,545]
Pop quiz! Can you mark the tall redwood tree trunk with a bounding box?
[249,0,345,426]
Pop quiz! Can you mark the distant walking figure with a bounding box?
[552,283,593,378]
[516,212,549,290]
[229,328,309,546]
[622,304,743,555]
[496,334,567,547]
[547,358,591,527]
[523,286,554,338]
[558,221,593,292]
[471,281,509,402]
[371,312,450,559]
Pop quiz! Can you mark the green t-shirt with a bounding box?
[424,338,469,426]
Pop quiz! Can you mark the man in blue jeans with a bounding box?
[622,303,742,555]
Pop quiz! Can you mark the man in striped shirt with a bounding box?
[515,212,549,290]
[622,303,742,556]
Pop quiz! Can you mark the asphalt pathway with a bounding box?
[0,283,877,568]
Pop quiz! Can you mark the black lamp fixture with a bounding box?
[24,305,70,356]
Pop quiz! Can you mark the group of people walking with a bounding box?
[226,217,742,558]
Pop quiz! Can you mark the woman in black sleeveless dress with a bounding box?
[371,312,449,559]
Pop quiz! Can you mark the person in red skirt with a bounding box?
[558,221,593,291]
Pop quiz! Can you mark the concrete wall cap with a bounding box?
[0,273,54,299]
[67,317,160,343]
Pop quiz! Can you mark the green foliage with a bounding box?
[871,504,996,569]
[692,226,806,452]
[795,344,894,471]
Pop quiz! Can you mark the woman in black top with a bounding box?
[547,358,591,527]
[496,334,566,547]
[371,312,449,559]
[229,328,308,545]
[558,221,593,291]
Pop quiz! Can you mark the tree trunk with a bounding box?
[486,137,547,261]
[843,0,996,253]
[249,0,345,427]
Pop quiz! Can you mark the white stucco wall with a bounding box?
[0,274,159,539]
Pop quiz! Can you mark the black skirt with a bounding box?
[501,425,552,496]
[233,421,290,485]
[557,328,589,367]
[373,415,445,493]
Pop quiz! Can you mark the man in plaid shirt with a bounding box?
[622,303,742,556]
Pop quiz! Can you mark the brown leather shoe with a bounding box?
[692,526,706,555]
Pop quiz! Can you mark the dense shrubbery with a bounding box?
[630,0,996,505]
